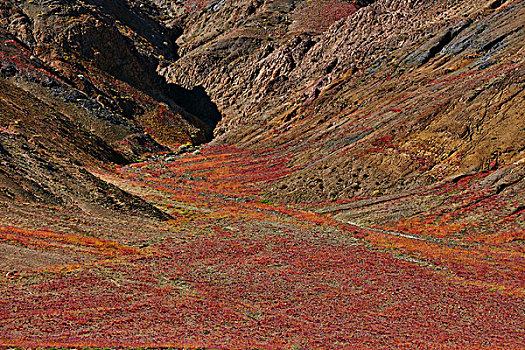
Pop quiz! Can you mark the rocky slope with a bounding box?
[165,0,524,196]
[0,0,522,261]
[161,0,524,238]
[0,0,227,215]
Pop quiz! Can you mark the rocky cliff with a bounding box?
[0,0,225,212]
[165,0,524,199]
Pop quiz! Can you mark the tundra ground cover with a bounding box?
[1,0,523,347]
[1,146,524,348]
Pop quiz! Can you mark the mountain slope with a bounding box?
[163,0,524,237]
[0,0,225,219]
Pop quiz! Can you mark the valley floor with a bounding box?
[0,145,524,349]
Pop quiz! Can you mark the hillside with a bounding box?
[0,0,524,348]
[165,0,524,243]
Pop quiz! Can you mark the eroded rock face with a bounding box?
[163,0,524,203]
[0,0,217,213]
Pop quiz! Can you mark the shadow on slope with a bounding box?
[168,84,222,141]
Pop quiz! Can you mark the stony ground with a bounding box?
[1,145,523,349]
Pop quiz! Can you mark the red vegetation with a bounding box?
[0,226,139,259]
[180,0,211,14]
[296,0,359,33]
[1,146,523,348]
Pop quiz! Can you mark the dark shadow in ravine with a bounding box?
[168,84,223,141]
